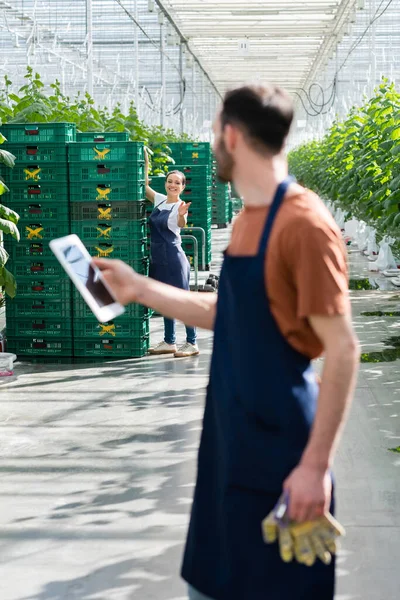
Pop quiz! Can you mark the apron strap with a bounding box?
[258,176,294,257]
[154,198,167,210]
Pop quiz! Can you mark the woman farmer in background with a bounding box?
[145,149,199,358]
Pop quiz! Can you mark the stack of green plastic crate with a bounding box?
[211,158,231,227]
[167,142,212,269]
[1,122,76,357]
[68,132,150,358]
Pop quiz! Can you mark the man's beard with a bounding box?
[215,139,234,184]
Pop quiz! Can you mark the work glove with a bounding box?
[261,493,345,566]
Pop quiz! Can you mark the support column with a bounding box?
[208,86,212,141]
[134,0,139,109]
[179,42,184,134]
[160,23,166,127]
[86,0,93,96]
[200,72,205,135]
[192,63,196,134]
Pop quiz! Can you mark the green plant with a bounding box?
[0,132,19,299]
[0,68,201,175]
[288,79,400,241]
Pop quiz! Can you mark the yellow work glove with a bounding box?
[261,495,345,566]
[290,513,345,566]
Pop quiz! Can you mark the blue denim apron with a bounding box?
[181,178,335,599]
[149,199,190,290]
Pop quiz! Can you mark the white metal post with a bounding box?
[370,0,376,96]
[200,72,205,135]
[179,42,184,134]
[160,23,166,127]
[86,0,94,96]
[208,86,212,141]
[192,63,196,135]
[134,0,139,109]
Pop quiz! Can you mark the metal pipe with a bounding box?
[181,235,199,290]
[184,226,206,271]
[179,42,184,134]
[160,22,166,126]
[86,0,94,96]
[200,73,205,135]
[192,62,196,134]
[134,0,139,109]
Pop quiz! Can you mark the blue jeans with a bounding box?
[164,318,196,345]
[188,585,214,600]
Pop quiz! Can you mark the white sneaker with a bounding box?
[174,342,200,358]
[149,341,177,355]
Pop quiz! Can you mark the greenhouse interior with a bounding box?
[0,1,399,599]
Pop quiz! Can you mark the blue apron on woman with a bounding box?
[149,199,190,289]
[148,199,196,346]
[181,178,335,599]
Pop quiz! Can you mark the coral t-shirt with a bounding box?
[227,187,350,359]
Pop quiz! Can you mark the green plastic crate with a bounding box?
[6,336,73,356]
[228,200,233,221]
[18,220,70,242]
[167,142,183,159]
[77,131,129,143]
[6,317,72,338]
[69,181,145,203]
[181,144,212,165]
[14,259,66,279]
[181,189,212,200]
[69,161,144,182]
[8,201,70,222]
[70,200,146,222]
[173,165,212,183]
[70,219,147,241]
[4,182,69,203]
[149,175,166,193]
[73,336,149,358]
[5,297,72,318]
[73,317,149,339]
[1,163,68,183]
[7,241,57,260]
[73,295,150,319]
[68,141,144,163]
[1,123,76,144]
[15,276,71,300]
[4,143,68,164]
[85,239,148,261]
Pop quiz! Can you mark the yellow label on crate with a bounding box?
[26,225,44,240]
[24,167,41,181]
[96,187,112,200]
[95,246,114,257]
[99,323,116,336]
[97,225,112,238]
[192,152,199,159]
[98,206,112,220]
[94,147,111,160]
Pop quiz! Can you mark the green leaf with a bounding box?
[0,245,9,267]
[8,93,21,104]
[0,180,10,196]
[391,127,400,141]
[0,149,15,168]
[0,218,20,240]
[0,267,16,298]
[0,203,19,224]
[0,132,7,144]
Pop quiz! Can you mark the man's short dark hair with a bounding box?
[221,84,294,155]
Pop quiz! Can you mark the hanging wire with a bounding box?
[298,0,395,117]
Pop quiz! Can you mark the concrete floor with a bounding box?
[0,228,399,600]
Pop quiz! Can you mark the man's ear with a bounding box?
[223,123,238,154]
